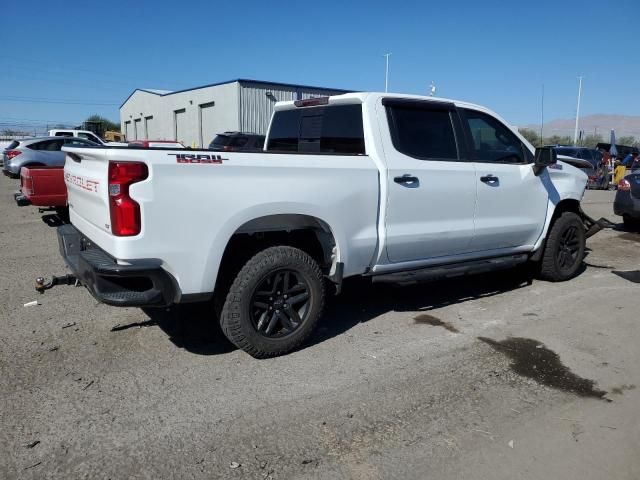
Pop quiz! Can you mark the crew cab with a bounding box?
[49,92,590,358]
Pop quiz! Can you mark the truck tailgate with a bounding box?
[21,166,67,207]
[62,147,111,233]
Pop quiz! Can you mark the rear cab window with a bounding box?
[266,104,365,155]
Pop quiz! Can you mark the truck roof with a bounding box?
[273,92,507,125]
[272,92,520,146]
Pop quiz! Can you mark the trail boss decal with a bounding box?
[169,153,228,164]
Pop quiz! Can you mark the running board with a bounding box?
[371,254,529,285]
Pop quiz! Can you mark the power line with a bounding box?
[0,96,119,106]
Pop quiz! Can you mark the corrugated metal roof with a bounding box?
[120,79,352,109]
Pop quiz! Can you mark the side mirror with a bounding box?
[533,146,557,176]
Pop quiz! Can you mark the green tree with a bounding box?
[544,135,572,146]
[580,133,604,148]
[617,136,637,146]
[518,128,541,146]
[84,114,120,133]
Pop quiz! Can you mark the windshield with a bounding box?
[5,141,19,150]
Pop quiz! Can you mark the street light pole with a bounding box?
[383,53,391,93]
[573,76,583,146]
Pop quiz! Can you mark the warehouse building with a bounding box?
[119,79,350,147]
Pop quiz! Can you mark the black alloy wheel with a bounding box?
[250,270,311,338]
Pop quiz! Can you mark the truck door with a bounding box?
[381,98,477,263]
[458,108,548,251]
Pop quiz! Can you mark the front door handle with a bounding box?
[480,174,499,184]
[394,174,419,187]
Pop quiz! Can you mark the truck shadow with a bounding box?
[308,268,534,349]
[143,266,538,356]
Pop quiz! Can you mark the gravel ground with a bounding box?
[1,176,638,479]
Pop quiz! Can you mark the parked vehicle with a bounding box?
[46,93,591,358]
[2,137,98,178]
[556,155,598,188]
[127,140,185,149]
[18,166,66,208]
[104,131,126,143]
[553,146,608,189]
[614,170,640,230]
[48,129,127,146]
[209,132,265,151]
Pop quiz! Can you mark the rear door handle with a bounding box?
[394,174,419,187]
[480,174,499,184]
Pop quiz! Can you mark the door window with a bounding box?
[385,101,459,160]
[460,109,530,164]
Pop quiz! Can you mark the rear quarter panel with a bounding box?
[65,147,380,295]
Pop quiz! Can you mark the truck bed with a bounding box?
[20,166,67,207]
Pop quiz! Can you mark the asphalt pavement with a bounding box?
[1,176,638,479]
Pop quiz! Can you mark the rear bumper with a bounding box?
[57,224,178,307]
[614,190,640,218]
[3,165,20,177]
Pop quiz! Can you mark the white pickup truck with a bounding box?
[45,92,593,358]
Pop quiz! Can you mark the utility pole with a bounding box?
[573,76,583,146]
[383,53,391,93]
[540,84,545,147]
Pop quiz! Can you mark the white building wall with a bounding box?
[120,83,240,147]
[120,81,348,147]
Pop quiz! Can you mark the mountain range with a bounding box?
[524,114,640,140]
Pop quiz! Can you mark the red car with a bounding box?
[15,140,185,208]
[127,140,185,149]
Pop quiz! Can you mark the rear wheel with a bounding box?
[220,246,325,358]
[538,212,585,281]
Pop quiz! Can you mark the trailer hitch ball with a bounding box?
[35,274,79,294]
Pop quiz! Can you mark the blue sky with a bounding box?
[1,0,638,131]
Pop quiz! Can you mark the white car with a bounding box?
[48,92,589,357]
[48,129,127,146]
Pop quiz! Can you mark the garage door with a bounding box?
[174,109,187,143]
[144,116,154,139]
[199,102,216,148]
[134,119,142,140]
[125,121,132,141]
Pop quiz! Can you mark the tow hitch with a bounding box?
[35,274,79,294]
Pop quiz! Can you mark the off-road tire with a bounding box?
[538,212,585,281]
[220,246,325,358]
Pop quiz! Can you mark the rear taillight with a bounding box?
[5,150,21,160]
[108,161,148,236]
[618,179,631,191]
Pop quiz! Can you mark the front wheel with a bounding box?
[538,212,586,282]
[220,246,325,358]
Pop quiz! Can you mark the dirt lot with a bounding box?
[1,175,639,480]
